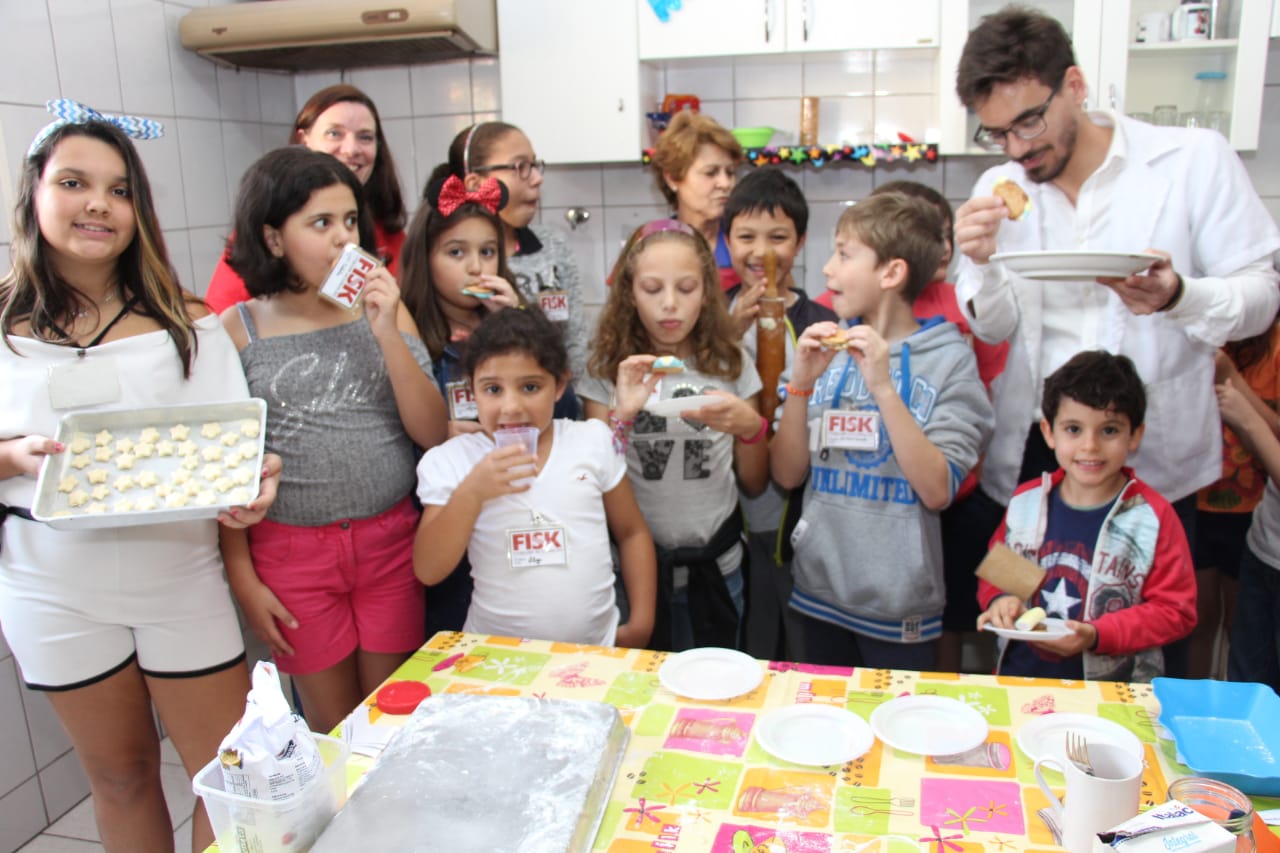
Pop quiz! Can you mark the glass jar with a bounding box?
[1166,776,1256,852]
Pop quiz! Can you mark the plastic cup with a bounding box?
[1152,104,1179,126]
[493,427,539,484]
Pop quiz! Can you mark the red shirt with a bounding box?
[203,223,405,314]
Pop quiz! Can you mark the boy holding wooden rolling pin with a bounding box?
[723,167,835,659]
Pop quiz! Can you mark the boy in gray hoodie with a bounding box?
[771,193,994,670]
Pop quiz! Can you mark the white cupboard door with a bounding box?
[637,0,784,58]
[786,0,940,51]
[498,0,646,163]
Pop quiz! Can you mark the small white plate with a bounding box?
[658,647,763,701]
[755,704,874,766]
[1016,712,1144,768]
[645,394,720,417]
[870,695,989,756]
[982,617,1074,642]
[991,250,1162,281]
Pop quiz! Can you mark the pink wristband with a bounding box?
[737,415,769,445]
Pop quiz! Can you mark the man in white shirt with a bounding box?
[951,6,1280,674]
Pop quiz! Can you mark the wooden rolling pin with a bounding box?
[756,249,786,432]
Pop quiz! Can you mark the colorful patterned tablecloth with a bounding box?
[323,632,1276,853]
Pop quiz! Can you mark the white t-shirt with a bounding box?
[416,419,626,645]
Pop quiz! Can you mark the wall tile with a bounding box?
[216,66,261,122]
[601,203,668,258]
[188,225,229,289]
[803,54,874,98]
[941,153,1003,199]
[599,163,666,206]
[0,630,9,661]
[538,164,604,209]
[802,162,873,203]
[162,1,220,120]
[540,207,607,306]
[816,96,874,146]
[470,57,501,113]
[875,49,937,95]
[139,130,188,230]
[872,160,944,193]
[44,793,97,842]
[49,0,125,113]
[733,57,803,100]
[379,117,419,208]
[734,99,799,145]
[257,72,295,124]
[219,121,262,201]
[409,60,473,116]
[874,93,938,144]
[294,71,343,108]
[411,114,473,184]
[1243,83,1280,197]
[349,66,413,118]
[0,104,54,204]
[175,118,229,228]
[697,100,735,130]
[0,3,60,105]
[802,200,855,294]
[112,0,177,116]
[38,749,90,824]
[164,228,196,292]
[0,657,37,798]
[665,62,735,101]
[1266,40,1280,87]
[0,778,47,853]
[18,687,71,770]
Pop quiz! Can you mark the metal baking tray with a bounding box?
[31,399,266,530]
[312,694,629,853]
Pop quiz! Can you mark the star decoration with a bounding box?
[1041,577,1082,619]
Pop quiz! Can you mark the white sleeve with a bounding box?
[955,256,1021,345]
[416,441,465,507]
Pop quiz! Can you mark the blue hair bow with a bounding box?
[27,98,164,157]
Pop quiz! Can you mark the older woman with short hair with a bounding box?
[649,111,744,291]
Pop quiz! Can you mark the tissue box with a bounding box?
[1093,800,1236,852]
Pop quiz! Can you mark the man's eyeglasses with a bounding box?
[472,159,546,180]
[972,89,1058,152]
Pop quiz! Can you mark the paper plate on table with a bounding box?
[991,250,1162,281]
[645,395,719,417]
[869,695,988,755]
[755,704,874,766]
[982,617,1073,642]
[658,647,763,701]
[1016,712,1144,768]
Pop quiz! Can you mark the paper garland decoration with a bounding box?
[642,142,939,169]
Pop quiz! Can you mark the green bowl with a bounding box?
[731,126,775,148]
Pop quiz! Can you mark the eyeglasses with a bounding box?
[972,88,1058,152]
[472,159,546,180]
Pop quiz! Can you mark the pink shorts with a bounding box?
[247,497,424,675]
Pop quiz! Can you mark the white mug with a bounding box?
[1034,742,1142,853]
[1136,11,1171,42]
[1172,2,1212,40]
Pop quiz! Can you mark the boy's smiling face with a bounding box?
[727,207,805,291]
[1041,397,1145,506]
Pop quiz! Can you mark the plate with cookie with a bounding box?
[990,250,1163,281]
[981,606,1073,642]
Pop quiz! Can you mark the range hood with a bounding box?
[179,0,496,72]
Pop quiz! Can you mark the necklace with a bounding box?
[73,287,119,320]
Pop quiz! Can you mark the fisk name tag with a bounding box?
[507,526,568,568]
[539,290,569,322]
[821,410,880,450]
[446,381,477,421]
[319,243,379,308]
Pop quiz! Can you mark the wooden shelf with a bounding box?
[1129,38,1238,54]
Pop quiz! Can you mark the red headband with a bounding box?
[436,174,504,217]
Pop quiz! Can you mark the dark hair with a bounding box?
[835,193,944,303]
[956,6,1076,109]
[590,222,742,382]
[444,121,523,179]
[463,305,567,381]
[1042,350,1147,429]
[722,166,809,238]
[1225,310,1280,373]
[870,180,953,256]
[227,147,373,297]
[400,162,521,361]
[2,121,200,376]
[293,85,406,233]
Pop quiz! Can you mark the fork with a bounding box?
[1037,807,1064,845]
[1066,731,1095,776]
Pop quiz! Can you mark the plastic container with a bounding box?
[193,733,349,853]
[1166,776,1256,852]
[730,126,776,148]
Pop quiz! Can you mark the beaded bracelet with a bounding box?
[608,409,634,455]
[785,383,815,398]
[737,415,769,445]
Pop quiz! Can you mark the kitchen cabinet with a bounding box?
[497,0,658,163]
[636,0,938,60]
[937,0,1271,153]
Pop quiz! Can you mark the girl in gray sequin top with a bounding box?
[219,147,448,735]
